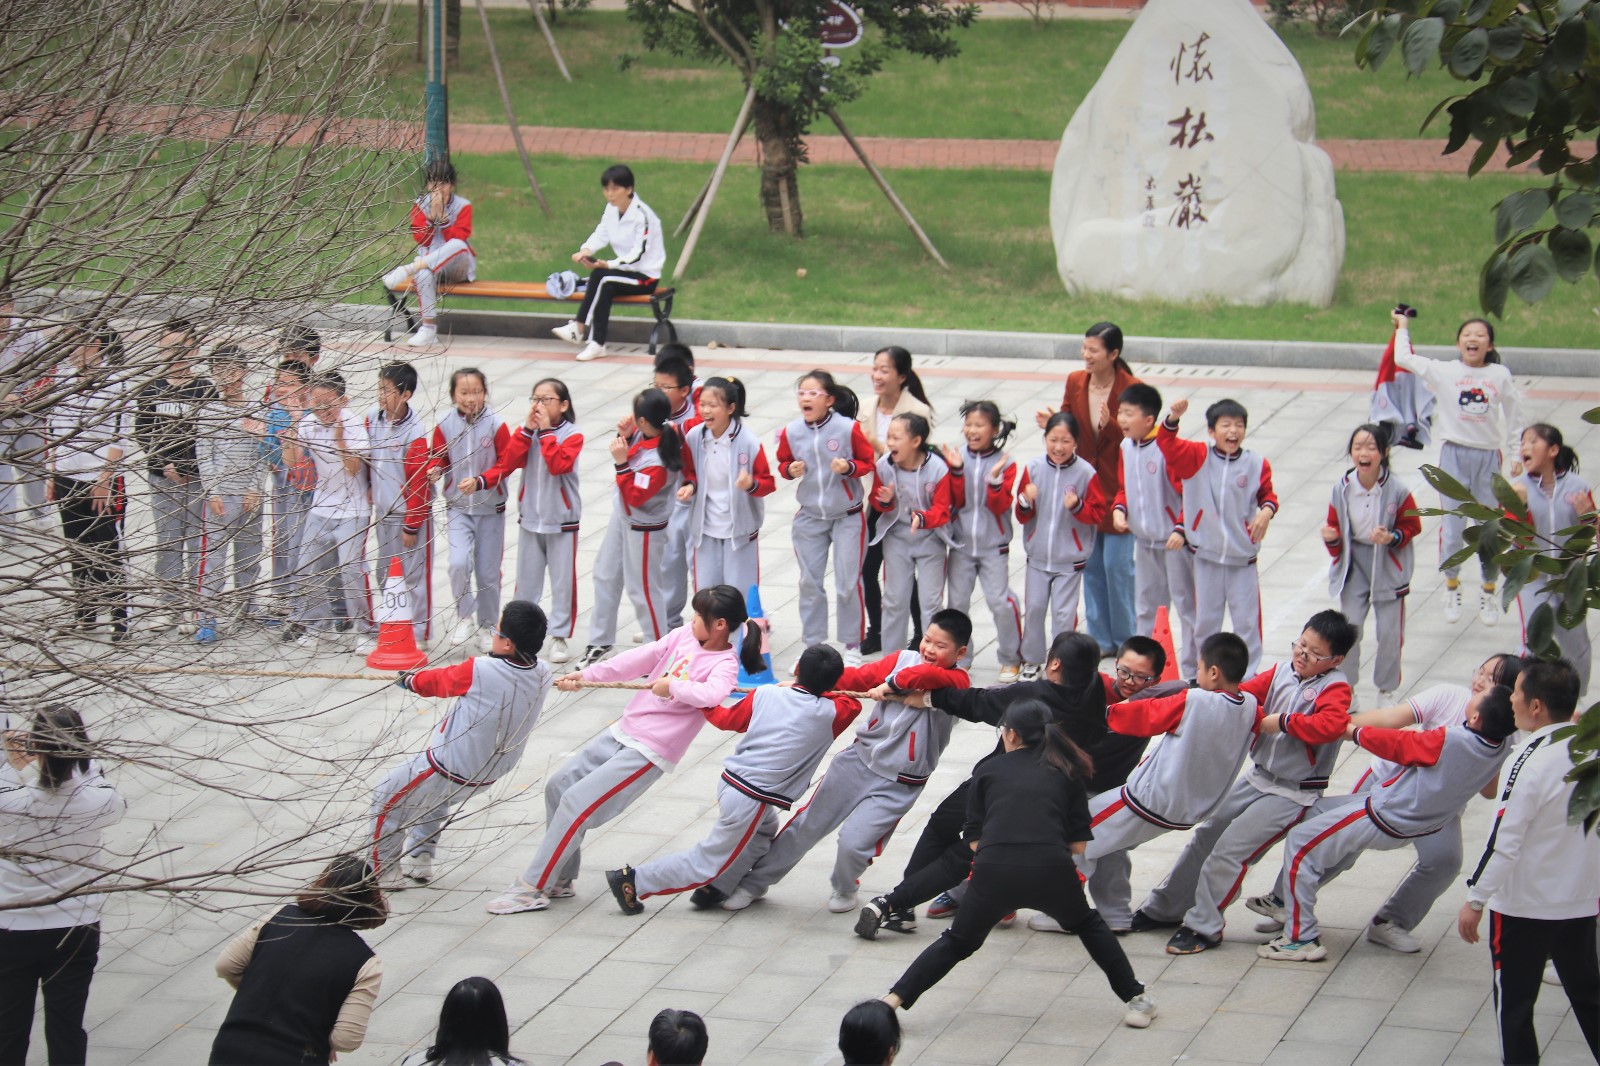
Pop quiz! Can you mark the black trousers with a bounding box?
[885,779,973,912]
[861,510,920,651]
[575,268,656,347]
[1489,911,1599,1065]
[0,924,101,1066]
[54,475,128,629]
[890,860,1142,1009]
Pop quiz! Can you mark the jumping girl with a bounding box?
[466,377,583,665]
[1513,423,1595,695]
[1389,308,1523,626]
[425,368,509,653]
[678,376,774,599]
[485,585,762,915]
[1321,423,1422,702]
[860,346,934,655]
[777,371,874,665]
[941,400,1022,679]
[871,413,954,657]
[381,158,474,348]
[1015,411,1106,681]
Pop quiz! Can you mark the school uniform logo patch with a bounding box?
[1236,474,1248,488]
[1146,461,1158,474]
[827,439,840,452]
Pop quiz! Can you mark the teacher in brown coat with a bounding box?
[1036,322,1140,658]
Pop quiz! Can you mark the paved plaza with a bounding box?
[13,332,1599,1065]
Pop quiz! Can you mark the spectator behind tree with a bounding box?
[401,975,524,1066]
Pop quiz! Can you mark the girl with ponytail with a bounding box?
[486,584,758,917]
[880,697,1156,1030]
[678,376,775,598]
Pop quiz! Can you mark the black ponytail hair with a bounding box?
[1347,422,1393,471]
[633,388,684,473]
[874,345,933,413]
[1085,321,1133,375]
[799,369,860,420]
[1001,699,1094,781]
[1523,422,1579,474]
[700,376,747,419]
[693,584,764,674]
[1457,318,1502,365]
[958,399,1016,449]
[890,412,933,457]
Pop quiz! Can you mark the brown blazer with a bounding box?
[1062,365,1141,534]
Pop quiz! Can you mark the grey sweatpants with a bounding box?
[1139,778,1312,939]
[1518,580,1593,696]
[880,527,945,655]
[692,533,760,599]
[589,509,627,647]
[1280,799,1407,942]
[793,509,866,647]
[1075,788,1178,932]
[445,509,504,627]
[409,237,474,321]
[516,527,578,639]
[1135,539,1197,677]
[519,733,662,891]
[734,746,921,899]
[197,495,264,622]
[947,549,1022,669]
[625,526,671,642]
[1439,441,1500,582]
[0,422,47,527]
[663,500,691,630]
[374,515,433,642]
[293,512,373,633]
[1021,564,1082,665]
[634,780,779,899]
[148,473,205,607]
[1339,544,1406,692]
[268,471,312,610]
[370,752,486,871]
[1192,556,1263,675]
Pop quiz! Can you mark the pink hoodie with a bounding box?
[581,625,739,768]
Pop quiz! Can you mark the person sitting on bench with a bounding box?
[552,164,665,364]
[382,159,475,348]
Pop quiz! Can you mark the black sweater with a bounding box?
[931,678,1107,769]
[964,747,1092,866]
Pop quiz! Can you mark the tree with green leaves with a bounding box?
[623,0,976,236]
[1352,0,1599,316]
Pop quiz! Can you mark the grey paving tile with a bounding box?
[1283,994,1391,1047]
[1352,1024,1462,1066]
[1185,1010,1296,1063]
[922,1013,1035,1065]
[1263,1042,1361,1066]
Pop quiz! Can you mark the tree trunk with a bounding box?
[446,0,461,67]
[752,95,804,237]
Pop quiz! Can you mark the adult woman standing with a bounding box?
[0,704,127,1066]
[1038,323,1141,657]
[210,855,387,1065]
[859,346,933,657]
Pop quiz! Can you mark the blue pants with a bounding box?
[1082,531,1136,651]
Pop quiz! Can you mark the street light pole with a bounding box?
[425,0,449,164]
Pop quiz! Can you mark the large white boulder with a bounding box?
[1050,0,1344,308]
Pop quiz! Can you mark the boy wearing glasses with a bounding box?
[1132,610,1357,955]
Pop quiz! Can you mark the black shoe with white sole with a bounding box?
[855,896,889,940]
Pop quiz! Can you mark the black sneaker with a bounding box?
[606,865,644,915]
[578,644,611,668]
[1165,925,1220,955]
[279,623,306,643]
[884,907,917,934]
[854,896,889,940]
[1129,909,1182,933]
[689,885,728,910]
[860,632,881,656]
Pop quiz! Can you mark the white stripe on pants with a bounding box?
[374,515,433,641]
[1135,540,1197,677]
[148,474,205,607]
[792,509,866,646]
[880,528,945,656]
[634,780,779,899]
[1021,564,1082,665]
[446,509,504,626]
[1438,440,1500,581]
[626,526,670,642]
[1519,582,1593,696]
[693,533,760,599]
[1075,790,1177,931]
[197,495,264,622]
[1340,544,1406,692]
[293,512,373,633]
[946,549,1022,668]
[663,501,690,629]
[370,752,484,871]
[516,527,578,639]
[735,746,921,898]
[1282,800,1408,942]
[1139,778,1311,939]
[1191,556,1263,675]
[410,238,474,320]
[519,733,662,890]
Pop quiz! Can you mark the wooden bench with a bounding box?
[383,279,678,354]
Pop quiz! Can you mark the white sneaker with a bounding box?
[720,886,763,911]
[631,630,645,644]
[575,340,607,362]
[354,635,377,655]
[1122,993,1157,1029]
[1443,585,1462,623]
[1018,663,1041,682]
[381,263,416,289]
[451,619,474,646]
[1544,961,1560,985]
[1479,588,1498,627]
[477,626,494,653]
[546,636,571,664]
[406,324,438,347]
[147,609,180,633]
[377,868,408,893]
[402,854,433,883]
[998,664,1021,683]
[1377,689,1398,704]
[828,891,859,913]
[1364,918,1421,953]
[295,629,322,649]
[1027,913,1066,933]
[544,879,576,899]
[843,647,862,668]
[552,321,584,344]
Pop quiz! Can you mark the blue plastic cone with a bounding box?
[738,583,778,687]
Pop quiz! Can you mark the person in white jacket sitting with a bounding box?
[551,164,666,364]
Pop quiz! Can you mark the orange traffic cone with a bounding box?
[1152,605,1179,682]
[367,557,428,670]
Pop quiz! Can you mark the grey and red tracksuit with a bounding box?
[368,405,433,640]
[1114,433,1197,676]
[1325,468,1421,693]
[425,410,510,629]
[1512,470,1595,695]
[777,411,875,647]
[869,452,955,654]
[405,193,475,320]
[1015,454,1106,665]
[682,419,773,600]
[589,434,686,646]
[945,445,1022,669]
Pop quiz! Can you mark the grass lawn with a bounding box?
[375,12,1459,142]
[387,154,1599,350]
